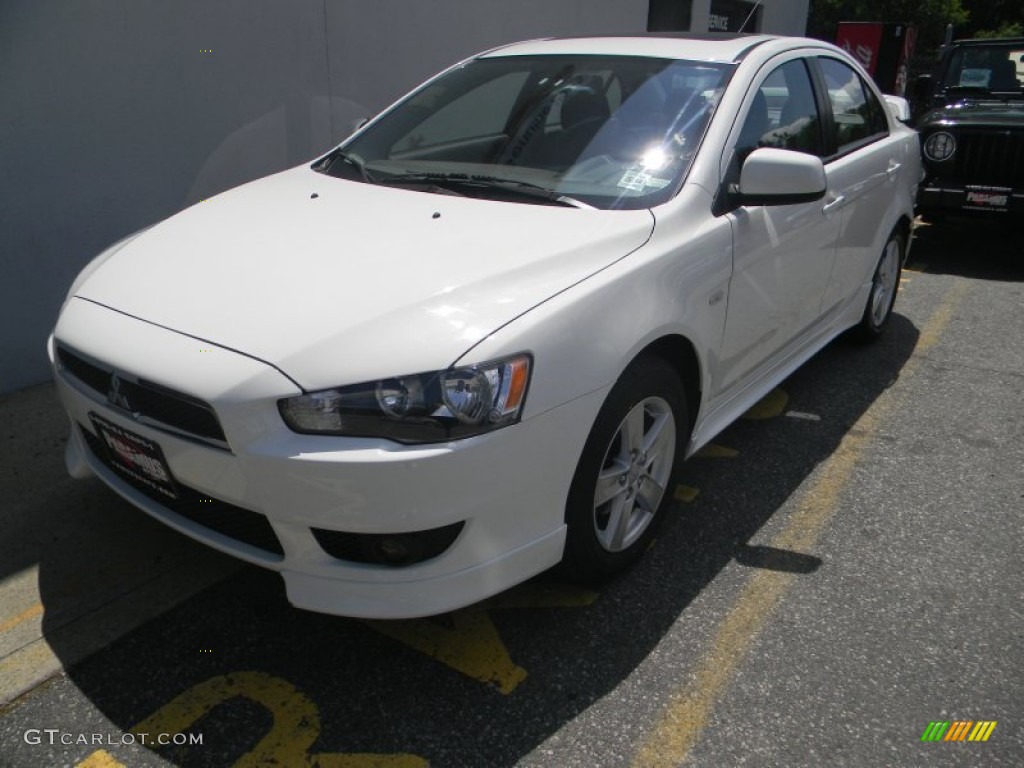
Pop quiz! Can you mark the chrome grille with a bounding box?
[58,345,229,450]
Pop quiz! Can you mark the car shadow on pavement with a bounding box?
[15,315,920,767]
[0,382,240,712]
[909,218,1024,282]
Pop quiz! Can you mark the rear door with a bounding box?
[811,56,907,316]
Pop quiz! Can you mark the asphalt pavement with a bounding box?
[0,218,1020,767]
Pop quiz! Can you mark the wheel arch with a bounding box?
[894,214,913,263]
[627,334,702,434]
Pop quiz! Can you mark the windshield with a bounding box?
[317,54,733,210]
[940,43,1024,95]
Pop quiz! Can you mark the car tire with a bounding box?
[850,228,904,343]
[561,356,688,583]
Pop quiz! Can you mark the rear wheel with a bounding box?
[562,357,688,583]
[850,229,904,342]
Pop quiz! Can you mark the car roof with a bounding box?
[949,37,1024,46]
[480,33,781,64]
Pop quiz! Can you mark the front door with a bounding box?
[717,55,841,394]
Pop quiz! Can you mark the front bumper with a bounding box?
[917,181,1024,216]
[51,298,604,618]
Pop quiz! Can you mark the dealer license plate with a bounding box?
[964,185,1010,211]
[89,413,178,499]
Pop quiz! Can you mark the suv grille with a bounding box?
[58,345,228,449]
[954,129,1024,187]
[80,424,284,558]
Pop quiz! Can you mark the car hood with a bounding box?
[76,167,654,390]
[921,99,1024,128]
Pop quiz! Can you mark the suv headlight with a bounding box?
[278,354,531,443]
[923,131,956,162]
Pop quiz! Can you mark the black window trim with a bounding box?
[712,53,828,215]
[788,56,829,159]
[808,55,891,164]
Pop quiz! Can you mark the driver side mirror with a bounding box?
[349,117,370,136]
[732,148,826,207]
[883,95,912,123]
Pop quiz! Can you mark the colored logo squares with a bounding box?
[921,721,997,742]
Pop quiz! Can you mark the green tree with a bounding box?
[807,0,968,55]
[960,1,1024,38]
[973,22,1023,38]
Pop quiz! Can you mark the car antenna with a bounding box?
[737,0,763,33]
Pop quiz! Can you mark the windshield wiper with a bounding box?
[315,148,375,183]
[377,172,593,208]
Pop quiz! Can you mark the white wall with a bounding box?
[0,0,805,395]
[760,0,811,36]
[0,0,652,394]
[691,0,809,35]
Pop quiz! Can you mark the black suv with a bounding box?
[914,38,1024,220]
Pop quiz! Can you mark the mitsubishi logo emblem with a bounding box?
[108,373,132,411]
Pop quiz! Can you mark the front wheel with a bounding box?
[562,356,688,583]
[850,228,904,342]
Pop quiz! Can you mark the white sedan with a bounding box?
[49,34,919,618]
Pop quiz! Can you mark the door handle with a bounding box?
[886,161,902,178]
[822,195,845,214]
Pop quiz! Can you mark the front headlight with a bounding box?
[923,131,956,162]
[278,354,532,443]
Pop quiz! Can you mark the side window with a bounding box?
[865,84,889,135]
[818,58,888,154]
[735,59,822,163]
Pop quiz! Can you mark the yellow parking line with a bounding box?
[78,671,427,767]
[361,583,595,694]
[673,485,700,503]
[741,388,789,420]
[633,279,971,767]
[694,443,739,459]
[915,281,971,354]
[76,750,125,768]
[0,603,43,634]
[485,581,598,609]
[365,612,528,694]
